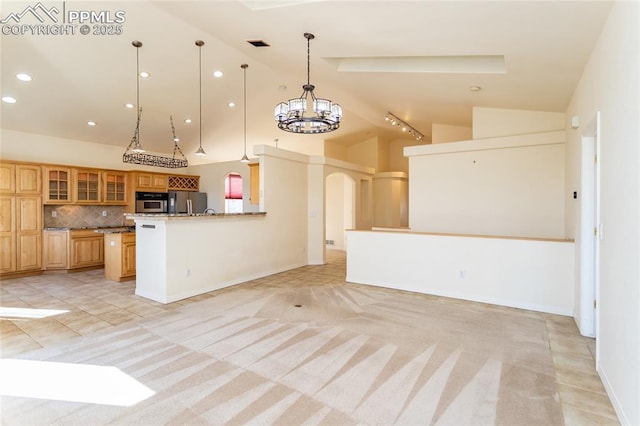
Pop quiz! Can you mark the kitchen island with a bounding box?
[125,212,270,303]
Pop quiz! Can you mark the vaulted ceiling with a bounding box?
[1,1,613,164]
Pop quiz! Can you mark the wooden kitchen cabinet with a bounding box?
[0,195,16,273]
[43,230,69,269]
[43,166,72,204]
[103,171,127,204]
[135,172,167,191]
[69,229,104,269]
[104,232,136,281]
[0,161,42,277]
[73,168,101,203]
[248,163,259,205]
[15,164,41,194]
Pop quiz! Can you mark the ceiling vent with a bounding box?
[247,40,270,47]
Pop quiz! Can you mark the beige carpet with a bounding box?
[0,267,563,425]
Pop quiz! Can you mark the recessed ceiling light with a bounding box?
[124,103,135,109]
[228,102,235,108]
[2,96,16,104]
[469,85,482,92]
[87,121,97,126]
[185,118,192,124]
[139,71,150,78]
[16,73,32,82]
[213,71,223,78]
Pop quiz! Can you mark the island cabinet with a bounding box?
[43,166,72,204]
[69,229,104,269]
[0,161,42,277]
[104,232,136,281]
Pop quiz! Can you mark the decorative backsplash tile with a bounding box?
[44,205,126,228]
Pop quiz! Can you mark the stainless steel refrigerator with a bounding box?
[168,191,207,214]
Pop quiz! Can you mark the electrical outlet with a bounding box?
[51,211,57,217]
[185,269,190,277]
[102,210,107,217]
[459,270,466,279]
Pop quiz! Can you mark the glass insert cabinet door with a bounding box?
[103,172,126,203]
[44,167,71,203]
[74,169,101,203]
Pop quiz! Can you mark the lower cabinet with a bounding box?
[104,232,136,281]
[70,230,104,268]
[43,230,68,269]
[43,229,104,271]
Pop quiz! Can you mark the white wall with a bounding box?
[472,107,565,140]
[326,173,346,249]
[564,2,640,424]
[0,129,201,174]
[406,132,566,238]
[347,230,574,316]
[373,172,408,228]
[432,123,472,144]
[189,160,259,214]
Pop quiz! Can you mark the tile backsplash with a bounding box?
[44,205,126,228]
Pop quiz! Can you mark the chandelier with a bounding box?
[274,33,342,134]
[123,40,188,168]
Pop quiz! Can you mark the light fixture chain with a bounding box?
[243,65,247,152]
[306,35,311,86]
[199,43,202,151]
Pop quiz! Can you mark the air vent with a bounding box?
[247,40,270,47]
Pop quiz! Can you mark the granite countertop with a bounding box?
[125,212,266,219]
[44,226,136,234]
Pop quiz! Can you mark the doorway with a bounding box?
[578,112,601,346]
[325,173,355,252]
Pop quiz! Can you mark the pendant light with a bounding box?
[126,40,144,153]
[122,41,188,168]
[240,63,250,163]
[195,40,206,157]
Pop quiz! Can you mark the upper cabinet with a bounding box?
[0,163,15,193]
[73,168,101,204]
[1,163,41,194]
[103,171,127,204]
[135,172,167,192]
[43,166,72,204]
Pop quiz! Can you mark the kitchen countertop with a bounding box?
[44,226,136,233]
[125,212,266,220]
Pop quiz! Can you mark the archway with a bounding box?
[325,172,356,252]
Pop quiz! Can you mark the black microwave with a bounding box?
[135,192,168,213]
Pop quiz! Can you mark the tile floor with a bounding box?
[0,250,619,425]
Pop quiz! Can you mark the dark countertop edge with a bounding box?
[124,212,267,218]
[44,226,135,233]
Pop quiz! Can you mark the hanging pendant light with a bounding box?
[195,40,207,157]
[274,33,342,134]
[240,63,250,163]
[122,41,188,168]
[125,40,145,153]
